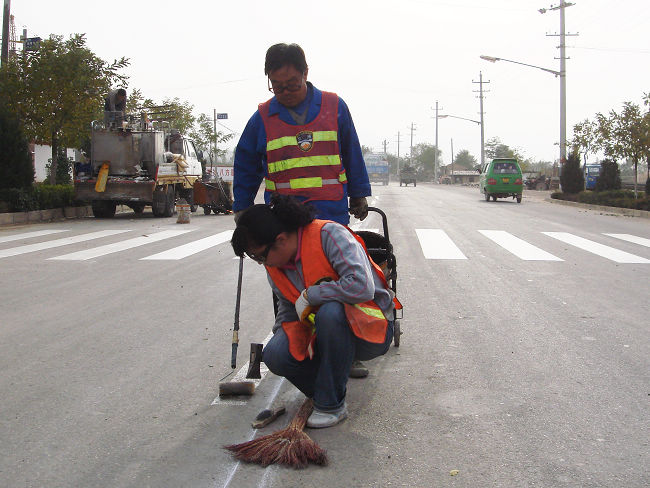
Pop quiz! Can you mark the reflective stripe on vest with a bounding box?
[267,154,341,175]
[267,130,338,152]
[265,172,347,191]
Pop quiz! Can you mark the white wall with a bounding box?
[32,145,76,183]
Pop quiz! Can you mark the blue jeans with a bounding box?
[262,301,394,411]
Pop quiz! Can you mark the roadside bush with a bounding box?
[0,184,80,212]
[577,189,649,209]
[559,152,584,194]
[595,159,621,192]
[46,154,73,185]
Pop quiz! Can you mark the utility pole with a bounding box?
[434,101,442,181]
[450,138,454,182]
[395,131,402,175]
[541,2,577,164]
[472,72,489,167]
[1,0,10,66]
[408,123,416,166]
[212,109,218,174]
[382,139,389,154]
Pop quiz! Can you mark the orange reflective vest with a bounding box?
[258,92,348,202]
[266,220,392,361]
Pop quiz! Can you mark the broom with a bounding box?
[224,398,328,468]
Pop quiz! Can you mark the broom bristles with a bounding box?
[225,398,328,468]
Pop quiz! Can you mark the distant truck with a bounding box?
[365,153,390,185]
[74,116,203,218]
[399,166,417,187]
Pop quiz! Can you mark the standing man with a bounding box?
[233,43,372,377]
[104,88,127,126]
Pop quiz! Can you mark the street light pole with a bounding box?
[481,2,575,165]
[434,101,440,181]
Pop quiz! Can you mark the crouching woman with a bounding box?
[231,194,395,428]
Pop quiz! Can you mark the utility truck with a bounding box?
[74,114,203,218]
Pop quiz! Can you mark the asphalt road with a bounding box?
[1,184,648,488]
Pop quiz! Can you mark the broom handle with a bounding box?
[289,398,314,430]
[231,256,244,368]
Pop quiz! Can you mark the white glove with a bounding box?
[295,289,313,324]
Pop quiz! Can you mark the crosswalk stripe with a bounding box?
[141,230,234,260]
[543,232,650,264]
[49,230,192,261]
[603,233,650,248]
[0,230,130,259]
[416,229,467,259]
[479,230,563,261]
[0,229,68,244]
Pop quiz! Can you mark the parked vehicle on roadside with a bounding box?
[584,163,600,190]
[479,158,523,203]
[74,116,203,218]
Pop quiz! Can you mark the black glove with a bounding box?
[348,196,368,221]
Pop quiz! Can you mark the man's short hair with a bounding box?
[117,88,126,97]
[264,43,307,75]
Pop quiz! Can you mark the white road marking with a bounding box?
[479,230,563,261]
[416,229,467,259]
[212,331,274,406]
[543,232,650,264]
[49,230,192,260]
[0,230,130,259]
[141,230,234,260]
[0,229,68,244]
[603,233,650,248]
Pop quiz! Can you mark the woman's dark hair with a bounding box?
[231,194,315,257]
[264,43,308,75]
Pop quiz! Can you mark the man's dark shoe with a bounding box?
[349,360,369,378]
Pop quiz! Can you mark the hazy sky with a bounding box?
[10,0,650,165]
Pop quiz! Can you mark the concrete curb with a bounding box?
[545,197,650,219]
[0,206,93,227]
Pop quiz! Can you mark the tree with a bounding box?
[411,143,441,178]
[361,145,373,155]
[485,137,516,160]
[0,104,34,189]
[571,118,597,166]
[189,113,234,161]
[595,159,621,192]
[0,34,129,184]
[608,102,650,197]
[484,137,529,170]
[452,149,477,168]
[559,151,584,194]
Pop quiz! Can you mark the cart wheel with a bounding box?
[393,320,401,347]
[203,207,211,215]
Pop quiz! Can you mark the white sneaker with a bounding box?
[306,403,348,429]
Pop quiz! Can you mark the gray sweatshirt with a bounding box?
[268,221,395,333]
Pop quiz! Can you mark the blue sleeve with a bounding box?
[233,112,266,212]
[337,98,371,198]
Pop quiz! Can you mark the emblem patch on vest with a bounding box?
[296,131,314,152]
